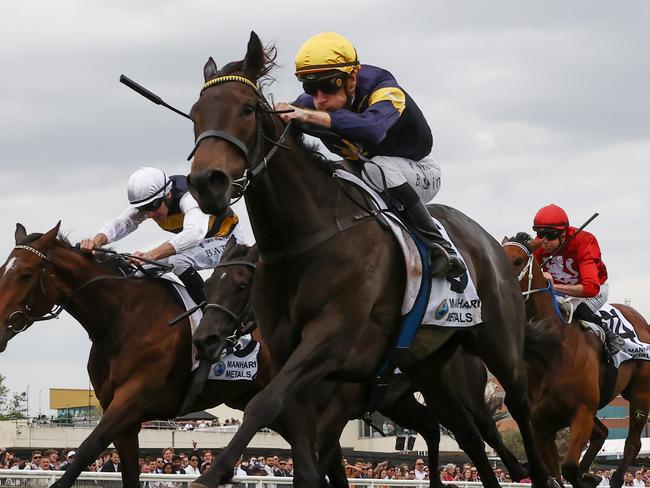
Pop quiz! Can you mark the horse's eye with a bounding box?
[239,282,249,290]
[242,104,255,116]
[514,258,523,267]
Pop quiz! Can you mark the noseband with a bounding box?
[502,241,553,301]
[188,75,293,201]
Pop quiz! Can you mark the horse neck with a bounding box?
[245,131,344,254]
[49,246,125,340]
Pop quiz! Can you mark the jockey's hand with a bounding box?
[275,102,306,123]
[130,250,155,266]
[79,239,97,254]
[542,271,554,283]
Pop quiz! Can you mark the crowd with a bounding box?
[5,447,650,487]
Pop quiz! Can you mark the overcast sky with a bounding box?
[1,1,649,415]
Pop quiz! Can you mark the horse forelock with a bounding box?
[221,242,253,262]
[505,232,533,251]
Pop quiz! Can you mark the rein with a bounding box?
[502,242,554,301]
[8,244,158,334]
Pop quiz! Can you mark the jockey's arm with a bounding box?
[82,208,147,252]
[165,194,209,253]
[552,282,589,297]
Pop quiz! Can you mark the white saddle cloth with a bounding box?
[334,170,482,327]
[161,274,259,381]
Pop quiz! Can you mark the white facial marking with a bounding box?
[2,257,17,278]
[219,272,227,280]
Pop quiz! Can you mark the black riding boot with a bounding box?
[575,303,624,355]
[389,183,466,279]
[178,268,207,306]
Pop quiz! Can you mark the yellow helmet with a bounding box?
[295,32,360,80]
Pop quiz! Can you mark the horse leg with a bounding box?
[378,396,443,488]
[191,327,360,488]
[112,425,142,488]
[578,417,608,486]
[561,405,595,488]
[474,332,550,488]
[404,363,501,488]
[50,388,144,488]
[610,393,650,488]
[472,402,527,481]
[532,424,563,487]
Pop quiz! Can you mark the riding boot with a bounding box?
[178,268,207,307]
[575,303,624,355]
[388,183,466,279]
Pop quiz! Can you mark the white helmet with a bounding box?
[127,167,171,208]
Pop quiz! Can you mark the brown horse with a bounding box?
[195,240,528,488]
[502,233,650,488]
[186,31,551,488]
[0,222,339,488]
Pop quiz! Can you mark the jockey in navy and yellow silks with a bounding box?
[79,167,244,305]
[276,32,465,279]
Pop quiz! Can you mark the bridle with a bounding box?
[7,245,65,332]
[7,244,138,335]
[188,75,293,202]
[203,259,257,346]
[501,241,553,301]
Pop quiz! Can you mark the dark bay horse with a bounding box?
[186,31,551,488]
[195,240,527,488]
[0,223,338,488]
[503,234,650,488]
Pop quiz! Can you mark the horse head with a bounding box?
[188,31,276,216]
[0,222,62,351]
[193,238,259,363]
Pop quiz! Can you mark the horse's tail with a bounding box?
[524,317,561,367]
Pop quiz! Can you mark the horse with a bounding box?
[185,31,552,488]
[195,239,528,488]
[0,222,343,488]
[502,233,650,488]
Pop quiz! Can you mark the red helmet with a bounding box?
[533,204,569,230]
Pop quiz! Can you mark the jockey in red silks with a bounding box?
[532,203,624,354]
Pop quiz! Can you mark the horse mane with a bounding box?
[215,45,333,167]
[504,232,534,250]
[218,42,278,90]
[221,241,253,262]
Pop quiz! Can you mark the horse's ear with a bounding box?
[501,236,508,245]
[15,223,27,244]
[223,235,237,255]
[248,244,260,263]
[204,57,218,82]
[41,221,61,244]
[242,31,265,80]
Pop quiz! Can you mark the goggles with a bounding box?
[301,73,347,96]
[137,197,164,212]
[535,228,563,240]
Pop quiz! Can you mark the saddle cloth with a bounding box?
[161,274,260,381]
[334,170,482,327]
[581,303,650,368]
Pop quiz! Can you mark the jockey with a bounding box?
[532,204,624,354]
[275,32,465,279]
[80,167,243,305]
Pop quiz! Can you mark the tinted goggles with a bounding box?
[137,197,164,212]
[535,229,562,240]
[302,74,347,96]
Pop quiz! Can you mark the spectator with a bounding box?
[179,453,189,470]
[171,455,185,475]
[420,459,436,481]
[285,458,294,477]
[46,449,59,469]
[162,447,174,464]
[185,455,201,475]
[100,450,121,472]
[624,472,634,487]
[470,466,480,481]
[201,462,212,475]
[495,467,505,482]
[59,451,75,471]
[264,456,276,476]
[40,457,52,471]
